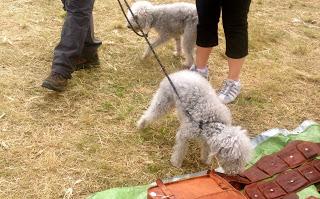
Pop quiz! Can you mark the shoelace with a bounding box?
[219,81,231,95]
[51,73,66,80]
[220,81,239,98]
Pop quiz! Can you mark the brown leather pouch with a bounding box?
[297,142,320,159]
[257,155,288,176]
[275,170,309,193]
[257,181,287,199]
[196,141,320,199]
[313,159,320,170]
[298,162,320,183]
[282,193,299,199]
[240,141,320,184]
[244,159,320,199]
[240,165,270,182]
[147,171,246,199]
[278,147,306,168]
[245,183,266,199]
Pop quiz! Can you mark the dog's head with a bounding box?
[208,125,253,175]
[126,1,153,33]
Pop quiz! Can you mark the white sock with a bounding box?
[197,67,208,73]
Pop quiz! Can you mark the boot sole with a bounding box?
[41,80,65,92]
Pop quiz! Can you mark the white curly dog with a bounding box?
[137,70,252,174]
[126,1,197,67]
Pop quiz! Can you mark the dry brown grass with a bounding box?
[0,0,319,198]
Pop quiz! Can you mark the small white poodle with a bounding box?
[137,70,252,174]
[126,1,197,67]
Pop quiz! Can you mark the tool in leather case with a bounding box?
[148,140,320,199]
[217,140,320,199]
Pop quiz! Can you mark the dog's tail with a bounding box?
[137,81,175,129]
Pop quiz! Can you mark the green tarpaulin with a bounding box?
[90,124,320,199]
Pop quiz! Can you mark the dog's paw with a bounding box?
[201,158,212,165]
[141,53,150,60]
[181,63,192,69]
[137,117,147,129]
[170,157,182,168]
[200,155,208,164]
[173,51,182,57]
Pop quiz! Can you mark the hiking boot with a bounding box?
[73,53,100,70]
[41,72,68,92]
[217,79,241,104]
[189,65,209,79]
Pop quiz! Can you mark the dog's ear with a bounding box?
[135,8,153,32]
[137,9,148,18]
[143,11,153,32]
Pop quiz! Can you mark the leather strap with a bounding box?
[209,170,231,190]
[155,179,175,199]
[215,171,250,191]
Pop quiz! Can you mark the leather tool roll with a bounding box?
[244,159,320,199]
[215,141,320,199]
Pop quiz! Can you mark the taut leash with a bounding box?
[117,0,205,129]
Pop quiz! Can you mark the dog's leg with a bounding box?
[205,153,216,166]
[200,140,210,164]
[137,85,174,129]
[173,36,182,56]
[181,25,196,67]
[170,127,190,168]
[142,34,170,59]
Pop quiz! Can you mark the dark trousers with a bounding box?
[52,0,101,79]
[196,0,251,59]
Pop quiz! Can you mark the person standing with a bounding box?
[42,0,102,91]
[191,0,251,103]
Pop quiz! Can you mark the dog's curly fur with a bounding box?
[126,1,197,67]
[137,70,253,174]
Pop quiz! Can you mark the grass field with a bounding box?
[0,0,319,198]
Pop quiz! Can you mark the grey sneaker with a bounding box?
[189,65,209,79]
[218,79,241,104]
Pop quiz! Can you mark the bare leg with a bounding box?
[195,47,245,81]
[227,57,245,80]
[195,45,212,69]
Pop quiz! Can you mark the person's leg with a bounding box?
[195,46,212,69]
[227,57,245,80]
[82,14,102,56]
[216,0,251,103]
[52,0,95,78]
[42,0,95,91]
[222,0,251,81]
[191,0,221,78]
[75,13,102,70]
